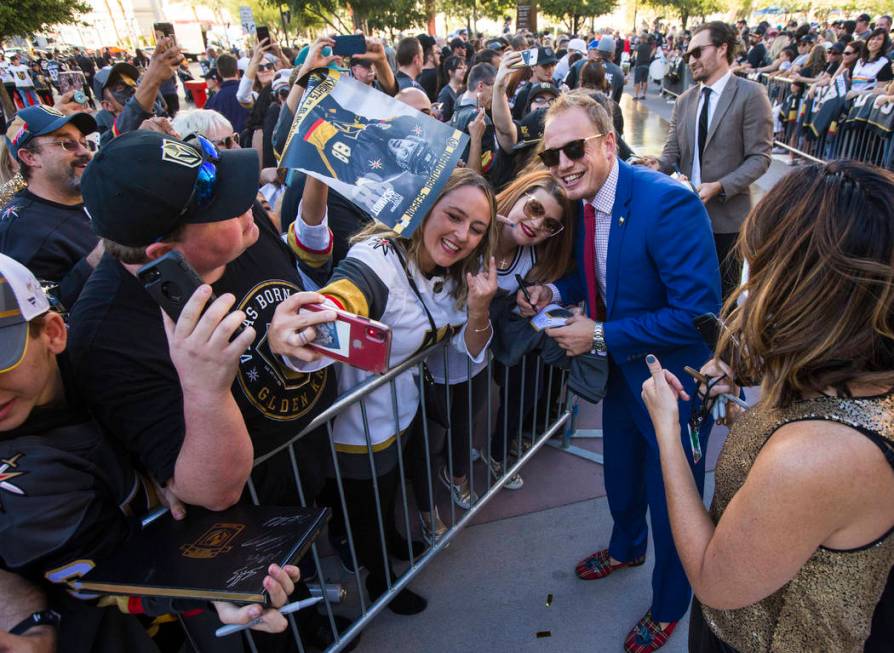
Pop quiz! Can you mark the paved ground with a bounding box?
[312,81,780,653]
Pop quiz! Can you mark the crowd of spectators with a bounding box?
[0,12,893,653]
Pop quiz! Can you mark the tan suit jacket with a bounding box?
[658,74,773,234]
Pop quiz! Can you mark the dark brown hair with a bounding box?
[494,170,574,284]
[718,161,894,407]
[693,21,738,64]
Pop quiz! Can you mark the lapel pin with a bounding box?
[619,216,626,226]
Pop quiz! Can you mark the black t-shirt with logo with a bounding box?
[68,207,336,501]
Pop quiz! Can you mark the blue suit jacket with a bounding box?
[555,159,721,398]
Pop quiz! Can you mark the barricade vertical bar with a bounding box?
[442,343,455,527]
[531,357,542,444]
[246,476,260,506]
[502,364,509,474]
[244,631,259,653]
[325,421,367,614]
[358,398,392,590]
[389,379,415,565]
[417,360,438,544]
[287,614,305,653]
[516,357,527,458]
[485,355,493,491]
[467,356,475,504]
[287,443,337,644]
[545,365,555,432]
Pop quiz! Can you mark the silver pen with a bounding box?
[215,596,324,637]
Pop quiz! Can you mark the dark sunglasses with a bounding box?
[181,134,220,213]
[257,63,275,71]
[214,132,240,149]
[682,43,716,63]
[538,134,603,167]
[843,49,856,55]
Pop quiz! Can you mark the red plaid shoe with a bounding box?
[623,611,677,653]
[575,548,646,580]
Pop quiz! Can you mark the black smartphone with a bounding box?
[138,251,206,322]
[333,34,367,57]
[256,25,270,45]
[693,312,721,350]
[153,22,176,45]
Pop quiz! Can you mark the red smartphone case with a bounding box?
[303,304,392,374]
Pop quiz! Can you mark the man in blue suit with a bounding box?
[521,91,721,653]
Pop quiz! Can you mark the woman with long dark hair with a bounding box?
[641,161,894,652]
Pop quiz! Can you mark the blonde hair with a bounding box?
[171,109,234,140]
[351,168,497,307]
[544,88,613,136]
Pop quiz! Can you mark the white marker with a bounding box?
[215,596,324,637]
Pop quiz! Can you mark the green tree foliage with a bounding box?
[357,0,427,33]
[0,0,90,41]
[643,0,720,29]
[539,0,617,35]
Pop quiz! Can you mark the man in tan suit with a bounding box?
[645,21,772,300]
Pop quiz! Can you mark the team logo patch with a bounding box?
[181,523,245,559]
[236,280,328,421]
[161,140,202,168]
[0,453,27,511]
[38,105,64,118]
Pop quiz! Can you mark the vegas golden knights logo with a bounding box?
[181,523,245,559]
[162,140,202,168]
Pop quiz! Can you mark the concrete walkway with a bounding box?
[332,80,781,653]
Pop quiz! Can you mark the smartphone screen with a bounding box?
[153,22,176,45]
[256,25,270,44]
[333,34,367,57]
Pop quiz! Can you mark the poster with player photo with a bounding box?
[280,69,468,238]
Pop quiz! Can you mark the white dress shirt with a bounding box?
[691,70,732,187]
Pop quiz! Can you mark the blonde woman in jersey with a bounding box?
[429,170,574,521]
[269,169,498,616]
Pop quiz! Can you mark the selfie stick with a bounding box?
[215,596,324,637]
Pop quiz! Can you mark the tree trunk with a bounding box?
[681,11,689,30]
[0,84,15,121]
[424,0,436,34]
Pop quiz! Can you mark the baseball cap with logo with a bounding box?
[512,107,547,152]
[0,254,51,373]
[92,62,140,101]
[81,130,260,247]
[9,105,97,161]
[567,38,587,54]
[536,47,558,66]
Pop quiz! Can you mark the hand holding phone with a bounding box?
[302,304,391,374]
[256,25,271,46]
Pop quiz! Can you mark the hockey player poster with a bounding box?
[280,69,468,237]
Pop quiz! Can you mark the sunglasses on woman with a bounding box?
[520,194,563,237]
[682,43,716,64]
[538,134,603,167]
[257,63,275,71]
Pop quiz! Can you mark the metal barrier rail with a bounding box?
[660,67,894,168]
[237,341,573,652]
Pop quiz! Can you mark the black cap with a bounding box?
[512,107,547,152]
[349,55,373,68]
[92,62,140,99]
[536,47,558,66]
[450,37,465,49]
[829,42,844,54]
[753,25,766,37]
[527,82,559,105]
[798,34,816,44]
[82,131,259,247]
[858,13,871,22]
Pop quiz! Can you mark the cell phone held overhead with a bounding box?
[333,34,367,57]
[302,304,391,374]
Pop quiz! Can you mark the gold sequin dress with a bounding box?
[0,173,25,207]
[702,393,894,652]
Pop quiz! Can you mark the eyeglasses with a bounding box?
[181,134,220,213]
[520,194,563,236]
[682,43,716,64]
[214,132,240,149]
[257,63,275,71]
[39,138,89,153]
[843,50,856,55]
[538,134,603,167]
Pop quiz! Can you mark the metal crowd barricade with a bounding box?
[235,341,573,652]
